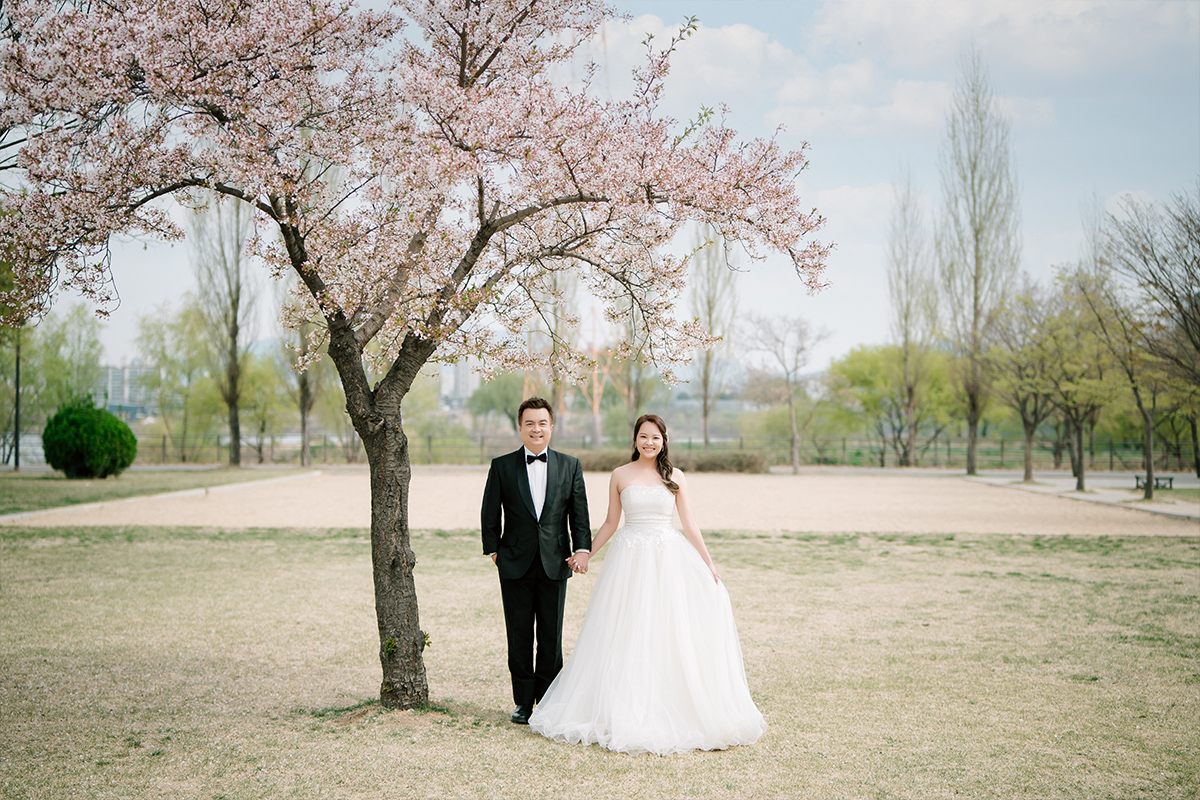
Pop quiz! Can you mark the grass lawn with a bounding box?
[0,468,309,515]
[1,525,1197,799]
[1157,487,1200,503]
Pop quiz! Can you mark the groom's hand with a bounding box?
[569,552,589,574]
[489,553,497,565]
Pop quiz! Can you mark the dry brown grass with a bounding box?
[1,525,1197,799]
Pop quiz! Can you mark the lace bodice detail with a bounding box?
[616,484,679,549]
[619,483,677,529]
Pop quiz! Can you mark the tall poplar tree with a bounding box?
[936,47,1021,475]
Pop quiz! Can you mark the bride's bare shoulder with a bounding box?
[610,461,636,489]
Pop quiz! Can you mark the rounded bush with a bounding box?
[42,399,138,479]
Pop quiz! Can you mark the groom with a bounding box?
[481,397,591,725]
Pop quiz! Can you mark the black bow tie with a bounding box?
[526,452,547,464]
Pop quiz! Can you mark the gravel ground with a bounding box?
[8,467,1196,536]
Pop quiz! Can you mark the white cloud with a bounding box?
[769,78,952,136]
[809,0,1199,75]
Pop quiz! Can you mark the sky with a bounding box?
[85,0,1199,373]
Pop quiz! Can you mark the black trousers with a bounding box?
[499,551,568,706]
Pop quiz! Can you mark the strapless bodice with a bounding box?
[618,483,676,527]
[615,484,679,550]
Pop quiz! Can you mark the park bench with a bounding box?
[1134,475,1173,490]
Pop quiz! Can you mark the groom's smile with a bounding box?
[519,407,554,455]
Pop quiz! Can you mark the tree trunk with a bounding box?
[1064,417,1078,478]
[1136,391,1155,500]
[965,389,981,475]
[903,392,916,467]
[1141,410,1155,500]
[1022,420,1035,483]
[360,418,429,708]
[299,372,312,468]
[227,400,241,467]
[590,411,603,449]
[787,392,800,474]
[1074,418,1086,492]
[1190,414,1199,479]
[226,326,242,467]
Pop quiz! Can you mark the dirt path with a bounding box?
[7,468,1196,536]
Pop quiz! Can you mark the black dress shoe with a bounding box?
[511,704,533,725]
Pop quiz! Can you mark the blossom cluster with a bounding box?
[0,0,828,384]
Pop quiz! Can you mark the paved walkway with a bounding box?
[3,467,1196,536]
[965,469,1199,522]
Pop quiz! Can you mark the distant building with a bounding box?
[95,361,156,419]
[440,359,480,410]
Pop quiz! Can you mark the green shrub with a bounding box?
[42,398,138,479]
[676,451,768,474]
[565,449,767,474]
[569,449,631,473]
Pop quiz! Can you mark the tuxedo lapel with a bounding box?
[543,448,560,520]
[513,449,538,520]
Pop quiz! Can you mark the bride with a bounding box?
[528,414,766,755]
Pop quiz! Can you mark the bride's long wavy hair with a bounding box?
[630,414,679,495]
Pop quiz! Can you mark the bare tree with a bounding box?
[277,280,330,468]
[1105,187,1200,389]
[936,46,1021,475]
[886,169,938,466]
[1075,260,1177,500]
[990,275,1056,482]
[575,308,609,447]
[192,199,257,467]
[689,224,739,450]
[532,268,578,417]
[745,314,827,473]
[606,300,659,432]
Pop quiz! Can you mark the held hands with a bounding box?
[566,552,590,574]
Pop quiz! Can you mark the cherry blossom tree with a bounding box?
[0,0,828,708]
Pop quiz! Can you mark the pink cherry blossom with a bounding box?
[0,0,827,708]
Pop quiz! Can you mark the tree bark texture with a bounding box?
[787,393,800,474]
[1190,415,1199,478]
[361,417,428,708]
[965,387,981,476]
[1022,421,1035,483]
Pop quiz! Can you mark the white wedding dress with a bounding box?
[529,483,766,755]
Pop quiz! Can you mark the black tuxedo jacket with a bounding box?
[481,447,591,582]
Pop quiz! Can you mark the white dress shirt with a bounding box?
[524,446,548,520]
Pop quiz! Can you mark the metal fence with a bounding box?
[114,433,1197,473]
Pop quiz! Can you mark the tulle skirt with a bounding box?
[529,521,766,755]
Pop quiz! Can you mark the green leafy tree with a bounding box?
[990,275,1057,482]
[241,351,292,464]
[745,314,827,473]
[23,302,104,426]
[400,367,447,440]
[467,372,531,432]
[136,299,222,462]
[829,345,956,467]
[1041,271,1122,491]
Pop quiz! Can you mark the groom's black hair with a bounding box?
[518,396,554,424]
